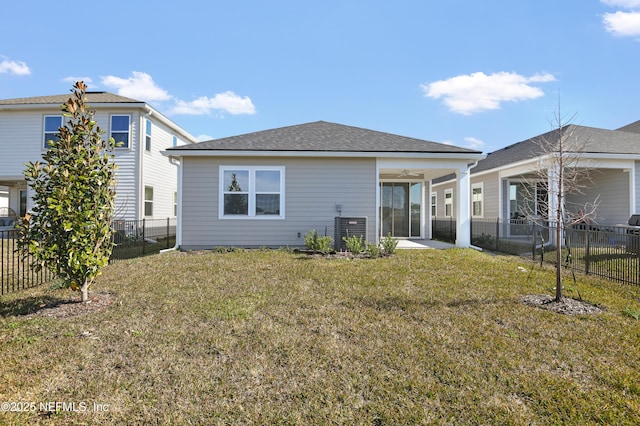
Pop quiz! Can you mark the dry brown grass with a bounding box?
[1,248,640,424]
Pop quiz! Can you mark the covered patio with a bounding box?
[377,157,483,248]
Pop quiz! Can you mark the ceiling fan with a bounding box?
[398,169,421,177]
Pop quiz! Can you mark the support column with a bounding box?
[548,165,560,246]
[456,167,471,247]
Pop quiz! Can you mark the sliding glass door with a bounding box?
[380,182,421,238]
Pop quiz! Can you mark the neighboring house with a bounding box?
[0,92,198,222]
[432,122,640,227]
[163,121,484,249]
[618,119,640,134]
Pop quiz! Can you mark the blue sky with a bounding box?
[1,0,639,152]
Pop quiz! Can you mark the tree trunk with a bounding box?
[555,221,563,302]
[555,185,563,302]
[80,281,89,303]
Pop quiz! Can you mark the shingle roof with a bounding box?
[167,121,482,154]
[471,124,640,174]
[618,120,640,134]
[0,92,142,106]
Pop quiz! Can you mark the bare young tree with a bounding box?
[520,107,598,302]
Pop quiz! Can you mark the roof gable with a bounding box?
[168,121,482,154]
[472,124,640,174]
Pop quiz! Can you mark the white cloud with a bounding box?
[196,134,214,141]
[442,137,485,150]
[101,71,171,101]
[169,91,256,116]
[603,11,640,37]
[463,137,485,150]
[98,71,256,117]
[601,0,640,8]
[421,71,555,115]
[0,57,31,75]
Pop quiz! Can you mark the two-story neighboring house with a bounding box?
[0,92,198,222]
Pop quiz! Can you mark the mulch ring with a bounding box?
[521,294,604,315]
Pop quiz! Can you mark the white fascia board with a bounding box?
[160,149,486,161]
[142,105,199,144]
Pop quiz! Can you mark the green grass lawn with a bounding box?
[1,248,640,424]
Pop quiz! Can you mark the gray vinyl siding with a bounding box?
[566,168,629,225]
[475,171,500,218]
[180,156,377,249]
[431,183,455,218]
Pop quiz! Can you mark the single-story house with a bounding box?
[163,121,485,249]
[432,122,640,228]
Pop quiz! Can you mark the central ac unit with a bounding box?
[334,216,367,251]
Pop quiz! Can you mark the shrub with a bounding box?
[380,233,398,256]
[304,230,333,253]
[343,235,366,255]
[365,241,382,258]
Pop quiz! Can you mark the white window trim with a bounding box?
[444,189,453,217]
[219,166,285,219]
[144,185,154,217]
[472,183,484,218]
[110,114,131,149]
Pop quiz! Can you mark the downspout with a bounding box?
[160,155,182,253]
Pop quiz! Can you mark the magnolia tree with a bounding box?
[521,109,597,302]
[19,82,117,302]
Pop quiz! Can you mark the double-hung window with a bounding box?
[220,166,284,218]
[472,184,483,217]
[444,189,453,217]
[43,115,62,148]
[144,186,154,217]
[431,192,437,217]
[145,120,152,151]
[110,115,130,148]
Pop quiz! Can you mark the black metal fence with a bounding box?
[434,217,640,286]
[1,229,56,296]
[1,217,176,296]
[110,218,176,262]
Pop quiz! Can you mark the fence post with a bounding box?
[531,222,536,260]
[495,218,500,252]
[450,216,454,243]
[585,228,590,275]
[142,218,146,255]
[166,217,170,249]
